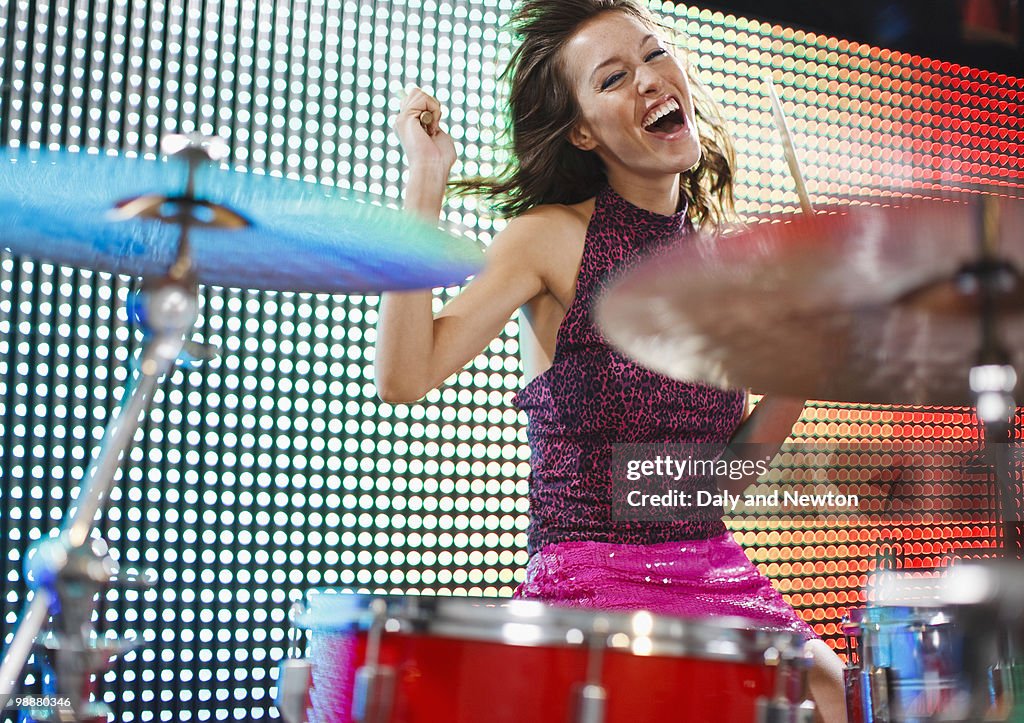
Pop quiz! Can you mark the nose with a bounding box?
[634,65,663,95]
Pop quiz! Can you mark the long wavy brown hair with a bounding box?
[458,0,736,229]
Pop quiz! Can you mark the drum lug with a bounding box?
[574,682,607,723]
[868,666,893,721]
[572,616,609,723]
[276,658,313,723]
[352,664,396,723]
[756,647,817,723]
[843,666,867,723]
[352,599,396,723]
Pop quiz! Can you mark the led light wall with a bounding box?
[649,0,1023,651]
[1,1,1022,720]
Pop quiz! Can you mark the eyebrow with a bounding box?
[589,33,658,84]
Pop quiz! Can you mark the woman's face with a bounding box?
[562,11,702,185]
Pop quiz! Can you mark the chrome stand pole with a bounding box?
[0,135,234,720]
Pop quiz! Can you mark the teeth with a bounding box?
[643,98,680,130]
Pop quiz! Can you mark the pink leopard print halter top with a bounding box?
[515,184,746,555]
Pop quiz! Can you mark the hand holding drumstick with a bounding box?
[394,87,456,220]
[395,87,455,174]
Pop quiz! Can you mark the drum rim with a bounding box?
[843,604,957,632]
[295,590,804,664]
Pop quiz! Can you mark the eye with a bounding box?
[600,72,626,91]
[644,48,668,62]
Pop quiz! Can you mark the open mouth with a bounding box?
[642,98,686,136]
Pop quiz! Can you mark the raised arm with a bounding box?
[374,89,547,403]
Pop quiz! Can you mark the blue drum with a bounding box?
[844,605,965,722]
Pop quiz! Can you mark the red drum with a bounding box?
[293,591,806,723]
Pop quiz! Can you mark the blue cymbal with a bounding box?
[0,148,483,294]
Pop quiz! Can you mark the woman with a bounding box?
[375,0,846,718]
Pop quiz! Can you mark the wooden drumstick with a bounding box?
[766,77,814,215]
[418,111,435,133]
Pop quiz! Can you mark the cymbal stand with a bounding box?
[966,195,1022,558]
[0,136,239,721]
[960,194,1022,721]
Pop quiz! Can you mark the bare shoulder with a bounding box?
[492,199,593,274]
[517,200,592,235]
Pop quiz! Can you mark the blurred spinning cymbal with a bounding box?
[0,148,483,293]
[596,195,1024,407]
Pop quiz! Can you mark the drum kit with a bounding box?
[0,136,483,722]
[0,132,1022,723]
[280,591,812,723]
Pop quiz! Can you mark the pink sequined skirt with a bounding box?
[514,533,817,640]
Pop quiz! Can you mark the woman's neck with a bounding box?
[604,172,683,217]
